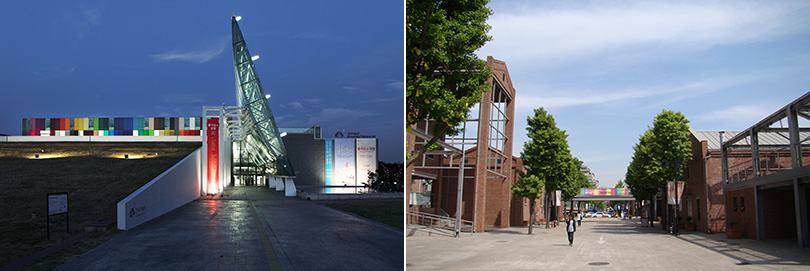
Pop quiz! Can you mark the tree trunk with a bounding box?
[528,200,535,235]
[545,193,551,229]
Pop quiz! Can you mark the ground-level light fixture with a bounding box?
[35,154,39,159]
[124,154,129,159]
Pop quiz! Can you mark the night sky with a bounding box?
[0,1,404,163]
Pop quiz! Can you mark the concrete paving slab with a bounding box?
[57,186,403,270]
[407,217,810,270]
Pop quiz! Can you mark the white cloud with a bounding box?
[387,81,404,91]
[479,1,810,68]
[289,101,304,109]
[695,105,774,127]
[151,44,225,64]
[514,71,775,110]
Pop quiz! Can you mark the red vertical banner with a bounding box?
[206,118,220,195]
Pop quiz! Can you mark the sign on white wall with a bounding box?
[334,138,356,186]
[355,138,378,185]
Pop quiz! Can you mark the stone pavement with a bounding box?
[58,186,403,270]
[406,217,810,270]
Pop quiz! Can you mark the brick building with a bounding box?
[407,57,542,233]
[682,92,810,248]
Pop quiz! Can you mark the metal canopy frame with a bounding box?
[230,16,295,177]
[721,91,810,248]
[722,93,810,183]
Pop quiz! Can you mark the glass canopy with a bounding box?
[231,16,295,177]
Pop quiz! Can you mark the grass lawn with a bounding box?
[326,200,404,230]
[0,142,200,270]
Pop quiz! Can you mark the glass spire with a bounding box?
[232,16,295,177]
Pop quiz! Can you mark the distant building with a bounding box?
[581,165,598,187]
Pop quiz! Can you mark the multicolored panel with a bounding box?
[21,117,203,136]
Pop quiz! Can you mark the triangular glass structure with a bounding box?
[231,16,295,177]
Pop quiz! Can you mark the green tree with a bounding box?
[406,0,493,165]
[510,173,544,234]
[364,162,404,192]
[625,110,692,227]
[609,179,626,209]
[590,201,606,211]
[520,108,584,228]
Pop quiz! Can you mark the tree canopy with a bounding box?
[625,110,692,225]
[510,172,543,234]
[518,107,587,227]
[406,0,493,165]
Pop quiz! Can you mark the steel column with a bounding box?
[795,179,809,248]
[787,106,801,169]
[755,186,765,240]
[751,129,760,177]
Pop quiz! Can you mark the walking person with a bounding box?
[566,214,576,246]
[576,212,582,226]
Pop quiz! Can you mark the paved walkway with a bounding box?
[58,186,402,270]
[407,218,810,270]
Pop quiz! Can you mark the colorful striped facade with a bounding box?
[22,117,202,136]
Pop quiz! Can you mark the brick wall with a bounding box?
[760,188,797,240]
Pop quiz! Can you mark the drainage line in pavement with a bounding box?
[249,201,284,271]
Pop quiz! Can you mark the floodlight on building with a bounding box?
[235,16,242,22]
[265,94,271,99]
[251,55,260,61]
[280,132,287,137]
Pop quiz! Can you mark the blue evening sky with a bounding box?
[0,1,404,163]
[477,0,810,187]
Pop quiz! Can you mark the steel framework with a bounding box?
[230,16,295,177]
[721,91,810,248]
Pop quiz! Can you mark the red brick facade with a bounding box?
[407,57,541,232]
[685,131,810,240]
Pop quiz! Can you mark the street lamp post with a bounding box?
[665,161,686,236]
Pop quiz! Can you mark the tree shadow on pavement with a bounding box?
[677,235,810,268]
[484,228,535,235]
[586,219,660,235]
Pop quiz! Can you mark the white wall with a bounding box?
[117,148,201,230]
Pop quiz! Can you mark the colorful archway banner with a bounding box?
[579,188,630,196]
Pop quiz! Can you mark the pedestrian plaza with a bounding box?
[406,217,810,270]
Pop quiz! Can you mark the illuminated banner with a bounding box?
[334,138,356,186]
[324,139,333,186]
[206,118,219,194]
[355,138,377,185]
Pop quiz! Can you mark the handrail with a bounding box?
[407,210,474,234]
